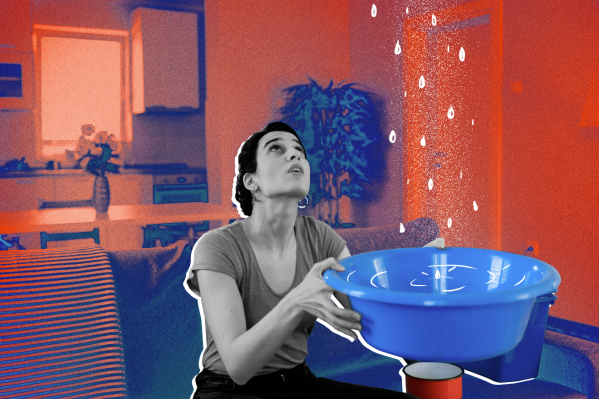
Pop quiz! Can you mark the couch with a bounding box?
[0,217,597,398]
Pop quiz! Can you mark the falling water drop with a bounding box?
[419,75,426,88]
[459,47,465,62]
[389,130,396,143]
[472,119,474,125]
[395,41,401,54]
[428,178,433,190]
[448,218,452,228]
[473,201,478,211]
[447,106,455,119]
[432,14,437,26]
[404,91,407,97]
[460,171,462,179]
[371,4,377,17]
[400,223,405,233]
[447,45,450,52]
[406,7,409,13]
[435,270,441,279]
[420,136,426,146]
[407,179,409,184]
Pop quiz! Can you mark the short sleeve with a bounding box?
[313,218,347,260]
[184,230,238,298]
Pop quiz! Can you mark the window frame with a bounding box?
[32,24,132,161]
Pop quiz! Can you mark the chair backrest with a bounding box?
[0,244,127,398]
[40,228,100,249]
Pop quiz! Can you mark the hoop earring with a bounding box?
[298,194,311,209]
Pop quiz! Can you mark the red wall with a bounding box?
[500,0,599,326]
[347,0,599,327]
[205,0,350,206]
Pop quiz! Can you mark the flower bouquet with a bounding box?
[74,124,122,214]
[75,124,122,176]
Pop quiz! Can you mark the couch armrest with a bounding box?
[537,330,599,399]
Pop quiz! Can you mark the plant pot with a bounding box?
[92,175,110,214]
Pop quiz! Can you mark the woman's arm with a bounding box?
[197,258,361,386]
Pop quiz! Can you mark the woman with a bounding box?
[184,122,428,398]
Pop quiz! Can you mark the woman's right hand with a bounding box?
[288,257,362,341]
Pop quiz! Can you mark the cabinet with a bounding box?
[0,177,53,212]
[131,8,199,114]
[108,174,152,205]
[0,173,153,212]
[0,0,33,53]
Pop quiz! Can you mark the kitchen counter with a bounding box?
[0,166,207,178]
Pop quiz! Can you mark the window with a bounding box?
[33,25,131,159]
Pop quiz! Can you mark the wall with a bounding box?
[348,0,599,327]
[204,0,350,208]
[500,0,599,326]
[0,0,206,169]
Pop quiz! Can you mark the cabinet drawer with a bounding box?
[108,174,148,205]
[0,177,53,212]
[54,176,93,201]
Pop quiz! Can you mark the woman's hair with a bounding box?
[234,121,306,217]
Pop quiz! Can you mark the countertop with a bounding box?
[0,166,207,178]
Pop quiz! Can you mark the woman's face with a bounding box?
[249,131,310,203]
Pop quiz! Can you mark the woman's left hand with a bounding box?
[424,237,446,249]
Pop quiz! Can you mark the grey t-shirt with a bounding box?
[184,215,347,375]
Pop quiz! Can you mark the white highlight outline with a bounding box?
[428,264,477,269]
[442,286,465,292]
[515,275,526,286]
[486,271,495,284]
[448,266,456,272]
[410,279,426,287]
[347,270,356,283]
[502,264,510,270]
[371,271,387,288]
[421,272,428,275]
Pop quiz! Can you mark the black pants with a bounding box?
[192,361,420,399]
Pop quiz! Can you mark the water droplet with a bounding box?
[419,75,426,88]
[371,4,377,17]
[428,178,433,190]
[447,45,450,52]
[420,136,426,146]
[472,119,474,125]
[460,171,462,179]
[447,106,455,119]
[432,14,437,26]
[435,270,441,279]
[404,91,407,97]
[400,223,405,233]
[473,201,478,211]
[389,130,396,143]
[395,41,401,54]
[448,218,452,228]
[459,47,465,62]
[406,7,409,13]
[407,179,409,184]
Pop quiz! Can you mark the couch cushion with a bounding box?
[336,217,440,255]
[107,240,202,399]
[0,245,127,398]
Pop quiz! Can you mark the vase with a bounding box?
[92,175,110,214]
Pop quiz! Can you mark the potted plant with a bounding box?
[74,124,122,213]
[279,78,383,228]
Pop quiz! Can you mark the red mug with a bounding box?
[402,362,464,399]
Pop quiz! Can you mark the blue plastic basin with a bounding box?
[323,247,561,363]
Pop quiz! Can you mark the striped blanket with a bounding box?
[0,245,127,399]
